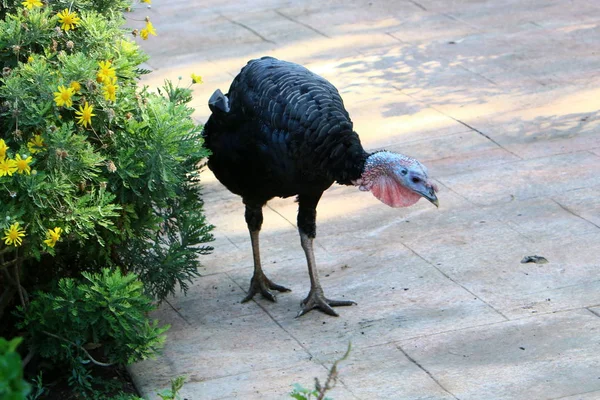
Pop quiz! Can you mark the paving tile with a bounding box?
[164,274,262,324]
[172,361,359,400]
[401,212,600,318]
[218,9,326,45]
[227,247,506,359]
[317,343,456,399]
[387,12,478,45]
[466,88,600,159]
[130,310,310,396]
[553,390,600,400]
[384,130,521,177]
[486,197,600,242]
[278,1,416,37]
[438,152,600,206]
[398,310,600,400]
[552,186,600,228]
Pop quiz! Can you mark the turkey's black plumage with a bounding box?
[204,57,379,316]
[204,56,369,205]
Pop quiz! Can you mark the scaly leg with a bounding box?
[241,204,291,303]
[296,194,356,317]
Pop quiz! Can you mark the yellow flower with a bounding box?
[0,158,17,177]
[75,102,95,128]
[27,55,34,63]
[54,85,75,107]
[145,20,157,36]
[141,0,151,3]
[140,28,149,40]
[0,139,7,159]
[70,81,81,92]
[57,9,81,31]
[22,0,43,9]
[43,227,62,248]
[102,79,117,102]
[27,135,45,154]
[191,73,203,84]
[3,223,26,247]
[97,60,116,83]
[14,154,32,175]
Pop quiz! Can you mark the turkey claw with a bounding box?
[296,291,356,317]
[242,273,291,303]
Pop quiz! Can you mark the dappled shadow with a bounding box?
[502,110,600,142]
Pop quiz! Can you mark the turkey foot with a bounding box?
[241,272,291,303]
[296,290,356,317]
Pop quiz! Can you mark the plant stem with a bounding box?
[13,248,26,309]
[316,343,351,400]
[42,330,115,367]
[0,286,16,320]
[0,257,18,270]
[22,345,36,368]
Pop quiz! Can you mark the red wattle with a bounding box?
[370,176,421,208]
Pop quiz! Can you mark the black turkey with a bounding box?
[204,56,438,317]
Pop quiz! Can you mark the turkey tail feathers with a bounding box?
[209,89,230,113]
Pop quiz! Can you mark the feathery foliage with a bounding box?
[0,0,213,396]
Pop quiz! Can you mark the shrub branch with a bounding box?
[41,330,115,368]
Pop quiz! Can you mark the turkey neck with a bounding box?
[319,130,370,186]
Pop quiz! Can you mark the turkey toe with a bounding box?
[241,273,291,303]
[296,291,357,317]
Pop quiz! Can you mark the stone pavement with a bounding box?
[128,0,600,398]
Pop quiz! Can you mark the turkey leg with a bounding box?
[296,232,357,317]
[242,204,291,303]
[296,194,356,317]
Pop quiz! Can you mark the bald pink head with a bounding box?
[352,151,438,208]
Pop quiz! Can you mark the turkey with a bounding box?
[204,56,438,317]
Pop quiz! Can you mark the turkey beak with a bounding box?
[422,187,439,208]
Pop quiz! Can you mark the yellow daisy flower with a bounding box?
[145,20,157,36]
[0,158,17,177]
[3,222,26,247]
[0,139,8,159]
[140,28,149,40]
[70,81,81,92]
[43,227,63,248]
[22,0,43,9]
[54,85,75,107]
[141,0,151,3]
[75,102,95,128]
[27,135,45,154]
[191,73,203,84]
[27,55,34,63]
[57,9,81,32]
[102,79,117,102]
[14,154,32,175]
[97,60,116,83]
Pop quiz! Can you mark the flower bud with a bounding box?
[106,160,117,173]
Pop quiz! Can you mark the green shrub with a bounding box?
[18,268,169,393]
[0,0,214,396]
[156,376,186,400]
[0,337,31,400]
[0,0,213,302]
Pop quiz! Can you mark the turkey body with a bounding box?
[204,57,370,316]
[204,56,369,206]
